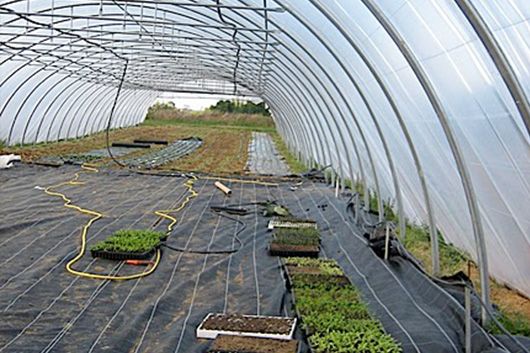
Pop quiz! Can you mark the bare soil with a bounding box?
[201,314,295,335]
[1,125,251,175]
[209,335,298,353]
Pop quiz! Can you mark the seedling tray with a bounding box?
[267,217,317,230]
[208,335,298,353]
[269,243,319,258]
[90,249,155,261]
[196,313,297,341]
[282,263,351,289]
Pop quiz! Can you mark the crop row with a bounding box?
[285,257,402,353]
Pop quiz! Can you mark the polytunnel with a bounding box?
[1,1,530,353]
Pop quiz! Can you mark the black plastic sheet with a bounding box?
[0,164,527,353]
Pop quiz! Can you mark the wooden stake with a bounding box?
[214,181,232,195]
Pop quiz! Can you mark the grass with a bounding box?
[144,109,275,132]
[401,222,530,337]
[90,229,165,253]
[270,132,307,174]
[1,111,305,176]
[487,309,530,336]
[402,224,468,275]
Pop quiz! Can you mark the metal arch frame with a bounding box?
[76,85,122,138]
[1,1,284,145]
[127,92,156,128]
[454,0,530,138]
[227,4,369,200]
[267,69,329,168]
[217,0,370,201]
[265,91,313,165]
[91,87,124,134]
[267,57,339,172]
[268,51,352,181]
[55,81,103,140]
[64,83,115,138]
[21,55,127,144]
[121,90,155,128]
[222,0,363,186]
[17,51,253,143]
[256,2,380,215]
[359,0,491,320]
[3,0,326,156]
[310,0,441,274]
[0,2,273,79]
[115,90,148,128]
[20,63,113,144]
[4,49,129,144]
[33,78,88,143]
[164,1,342,172]
[275,0,405,229]
[2,3,272,136]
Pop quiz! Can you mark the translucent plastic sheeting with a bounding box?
[0,0,529,299]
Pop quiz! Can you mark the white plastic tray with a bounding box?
[196,313,297,340]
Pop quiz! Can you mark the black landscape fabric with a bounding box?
[0,164,528,353]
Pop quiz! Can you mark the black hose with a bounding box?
[105,59,129,168]
[160,208,247,255]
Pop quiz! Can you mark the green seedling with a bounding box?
[285,257,343,276]
[273,228,320,246]
[91,229,165,253]
[286,256,402,353]
[309,330,402,353]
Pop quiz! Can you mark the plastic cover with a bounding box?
[0,0,529,297]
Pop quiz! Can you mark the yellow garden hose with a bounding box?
[200,175,279,187]
[154,176,198,234]
[43,165,196,280]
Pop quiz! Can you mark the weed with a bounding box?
[487,309,530,337]
[269,132,307,174]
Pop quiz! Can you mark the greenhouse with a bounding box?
[0,1,529,352]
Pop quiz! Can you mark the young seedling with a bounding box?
[91,229,165,260]
[269,228,321,258]
[284,257,403,353]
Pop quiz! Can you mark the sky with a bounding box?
[155,93,262,111]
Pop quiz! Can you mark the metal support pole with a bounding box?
[361,0,491,321]
[465,286,472,353]
[454,0,530,139]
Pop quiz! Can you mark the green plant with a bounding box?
[286,257,402,353]
[208,99,271,116]
[309,330,402,353]
[270,132,307,174]
[91,229,165,253]
[285,257,343,276]
[273,228,320,246]
[403,223,468,275]
[487,309,530,337]
[146,101,176,120]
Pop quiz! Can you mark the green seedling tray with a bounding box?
[90,248,155,261]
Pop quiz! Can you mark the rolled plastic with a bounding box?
[214,181,232,195]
